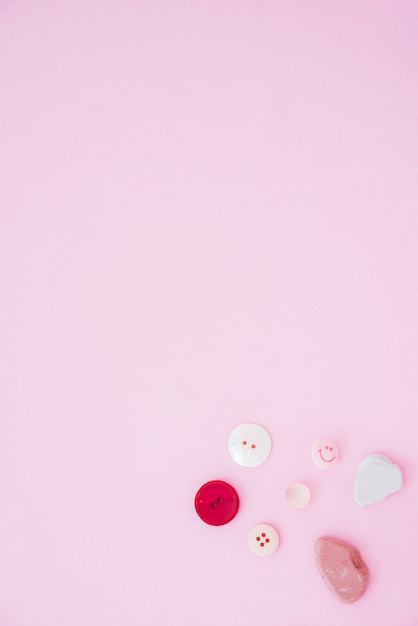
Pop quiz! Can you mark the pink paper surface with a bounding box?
[1,2,418,625]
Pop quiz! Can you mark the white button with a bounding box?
[228,423,272,467]
[285,483,311,508]
[248,523,280,556]
[311,437,339,469]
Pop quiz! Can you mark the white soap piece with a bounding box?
[354,454,403,506]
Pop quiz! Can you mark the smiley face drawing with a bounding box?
[228,423,272,467]
[312,437,340,469]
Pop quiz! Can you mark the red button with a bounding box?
[194,480,239,526]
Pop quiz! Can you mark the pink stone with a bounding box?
[315,537,369,603]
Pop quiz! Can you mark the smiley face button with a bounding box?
[248,523,280,556]
[312,437,339,469]
[194,480,239,526]
[228,423,272,467]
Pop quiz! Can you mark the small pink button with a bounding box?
[194,480,239,526]
[285,483,311,508]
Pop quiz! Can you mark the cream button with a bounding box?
[228,423,272,467]
[311,437,339,469]
[248,523,280,556]
[285,483,311,508]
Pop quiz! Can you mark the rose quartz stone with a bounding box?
[315,537,369,603]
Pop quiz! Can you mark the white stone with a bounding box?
[354,454,403,506]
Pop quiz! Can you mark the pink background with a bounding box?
[1,2,418,624]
